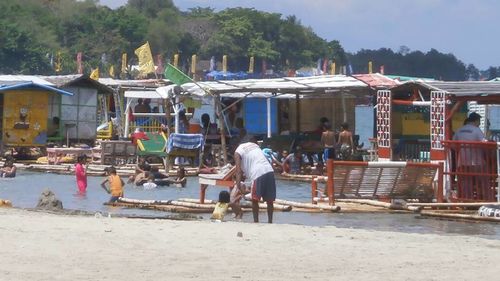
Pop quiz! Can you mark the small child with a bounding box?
[101,166,125,203]
[143,173,158,190]
[211,190,230,221]
[74,155,88,194]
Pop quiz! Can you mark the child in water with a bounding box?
[101,166,125,203]
[1,160,17,178]
[171,167,187,187]
[74,155,88,194]
[211,190,230,221]
[142,173,158,190]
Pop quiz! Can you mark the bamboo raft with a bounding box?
[420,210,500,223]
[109,197,344,213]
[18,163,200,177]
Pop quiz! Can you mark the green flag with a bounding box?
[164,63,193,85]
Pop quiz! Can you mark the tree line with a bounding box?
[0,0,494,81]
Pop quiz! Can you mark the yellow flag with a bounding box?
[90,68,99,80]
[248,56,254,73]
[173,54,179,67]
[121,53,127,74]
[368,61,373,74]
[330,62,336,75]
[109,65,115,78]
[191,54,197,74]
[222,55,228,72]
[54,51,62,73]
[134,42,155,75]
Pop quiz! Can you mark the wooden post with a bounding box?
[437,161,444,203]
[327,159,334,205]
[216,95,228,164]
[295,93,300,133]
[200,184,208,204]
[311,177,318,204]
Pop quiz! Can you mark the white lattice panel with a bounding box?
[376,90,391,148]
[430,91,446,150]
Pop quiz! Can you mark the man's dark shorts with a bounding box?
[251,172,276,202]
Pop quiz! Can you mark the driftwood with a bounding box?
[420,210,500,223]
[334,198,422,212]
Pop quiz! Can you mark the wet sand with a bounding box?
[1,208,499,281]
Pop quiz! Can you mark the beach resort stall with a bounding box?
[41,75,114,145]
[376,81,500,202]
[181,75,371,163]
[98,78,171,138]
[0,75,74,154]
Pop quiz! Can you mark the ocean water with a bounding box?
[1,170,499,239]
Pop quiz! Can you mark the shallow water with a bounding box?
[1,171,499,239]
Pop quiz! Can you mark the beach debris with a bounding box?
[237,231,243,238]
[36,189,63,210]
[0,199,12,207]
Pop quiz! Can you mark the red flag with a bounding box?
[76,52,83,74]
[155,54,164,74]
[322,58,328,74]
[262,59,267,78]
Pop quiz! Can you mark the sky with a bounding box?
[99,0,499,70]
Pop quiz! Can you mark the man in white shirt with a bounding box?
[234,138,276,223]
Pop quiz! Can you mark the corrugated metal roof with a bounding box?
[0,82,73,96]
[40,74,114,94]
[389,80,500,97]
[0,75,54,86]
[352,73,400,89]
[426,81,500,96]
[181,75,368,97]
[98,78,170,89]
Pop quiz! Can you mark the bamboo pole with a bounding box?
[408,202,500,208]
[274,199,340,212]
[335,198,422,212]
[216,95,228,164]
[106,202,209,213]
[420,210,500,223]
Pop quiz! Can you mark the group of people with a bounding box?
[277,119,355,175]
[73,154,124,202]
[73,154,187,203]
[127,158,187,189]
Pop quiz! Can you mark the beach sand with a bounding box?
[0,208,499,281]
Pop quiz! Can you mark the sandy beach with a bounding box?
[0,208,499,281]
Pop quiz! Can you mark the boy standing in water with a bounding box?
[101,166,125,203]
[337,122,354,160]
[74,155,88,194]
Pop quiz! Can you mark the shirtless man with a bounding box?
[321,123,336,161]
[337,122,354,160]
